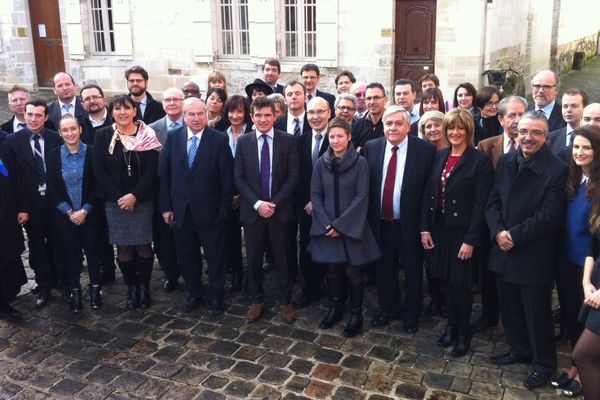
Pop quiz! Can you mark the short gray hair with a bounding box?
[335,93,357,109]
[382,105,410,124]
[498,95,527,118]
[267,93,286,113]
[418,110,445,138]
[520,110,549,131]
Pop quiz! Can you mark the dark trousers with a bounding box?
[24,204,64,288]
[555,258,584,349]
[297,211,324,299]
[445,283,473,335]
[55,212,101,289]
[377,221,423,319]
[225,208,243,274]
[173,206,226,300]
[479,239,500,322]
[287,215,299,285]
[244,217,291,305]
[97,200,116,272]
[153,202,180,281]
[497,278,557,373]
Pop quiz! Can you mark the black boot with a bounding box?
[320,272,344,329]
[343,283,363,338]
[451,335,471,357]
[89,285,102,309]
[119,260,138,309]
[137,256,154,309]
[126,285,139,309]
[138,284,151,309]
[437,325,458,347]
[70,289,82,313]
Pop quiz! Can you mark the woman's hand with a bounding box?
[118,193,137,211]
[583,282,597,301]
[325,225,340,238]
[421,232,434,250]
[458,243,474,260]
[585,288,600,309]
[70,210,87,225]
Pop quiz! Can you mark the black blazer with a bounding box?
[485,146,567,286]
[47,99,87,130]
[274,84,284,95]
[234,129,300,225]
[364,136,436,252]
[296,129,329,209]
[160,126,234,229]
[274,114,311,137]
[134,91,166,125]
[420,146,494,246]
[46,145,98,213]
[78,112,113,146]
[548,127,568,155]
[5,128,63,213]
[527,101,566,132]
[91,126,159,202]
[1,116,54,133]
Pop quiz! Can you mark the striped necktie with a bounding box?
[32,135,46,186]
[188,136,199,168]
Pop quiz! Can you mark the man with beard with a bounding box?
[125,65,166,124]
[79,84,112,145]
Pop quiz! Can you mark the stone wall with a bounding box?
[0,0,37,89]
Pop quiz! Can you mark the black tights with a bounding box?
[327,264,361,285]
[573,328,600,400]
[445,283,473,336]
[117,244,153,262]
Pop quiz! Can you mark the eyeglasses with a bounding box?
[531,84,556,91]
[337,105,356,113]
[164,98,184,103]
[82,95,103,103]
[365,95,384,101]
[307,109,328,117]
[517,129,546,137]
[485,101,499,108]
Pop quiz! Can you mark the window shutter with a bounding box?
[316,0,337,67]
[65,0,85,59]
[192,0,214,62]
[249,0,276,64]
[113,0,133,58]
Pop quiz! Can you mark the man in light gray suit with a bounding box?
[150,88,186,292]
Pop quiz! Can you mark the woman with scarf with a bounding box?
[92,95,160,309]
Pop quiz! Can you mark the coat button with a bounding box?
[453,212,458,217]
[430,208,434,211]
[452,200,456,204]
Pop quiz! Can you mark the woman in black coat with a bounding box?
[310,118,381,337]
[47,115,101,312]
[421,108,493,356]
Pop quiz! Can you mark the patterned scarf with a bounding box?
[108,120,162,154]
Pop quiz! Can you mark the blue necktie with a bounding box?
[188,136,198,168]
[32,135,46,186]
[312,133,322,166]
[62,104,72,115]
[260,134,270,201]
[293,117,301,137]
[168,122,179,131]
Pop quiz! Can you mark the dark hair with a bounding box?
[393,79,417,93]
[566,126,600,203]
[474,86,502,110]
[420,74,440,87]
[563,88,590,108]
[328,117,352,137]
[335,70,356,85]
[251,97,276,114]
[80,84,105,98]
[419,87,446,114]
[263,58,281,73]
[453,82,477,109]
[366,82,386,96]
[284,80,307,95]
[25,99,49,115]
[206,88,227,104]
[300,63,320,76]
[223,95,251,124]
[108,95,138,121]
[124,65,149,81]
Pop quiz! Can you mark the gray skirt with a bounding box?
[105,200,153,245]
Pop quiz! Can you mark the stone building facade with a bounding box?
[0,0,598,99]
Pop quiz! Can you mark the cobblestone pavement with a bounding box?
[2,59,598,399]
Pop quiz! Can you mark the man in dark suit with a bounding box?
[263,58,284,94]
[151,88,186,292]
[2,86,54,133]
[527,70,566,132]
[234,97,300,324]
[125,65,166,124]
[5,100,64,307]
[274,81,311,137]
[474,96,527,332]
[47,72,87,129]
[548,89,588,157]
[160,97,233,315]
[293,97,330,308]
[364,105,436,333]
[486,111,567,389]
[300,63,336,114]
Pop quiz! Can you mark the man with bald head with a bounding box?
[160,97,234,314]
[527,70,565,132]
[182,81,201,99]
[582,103,600,128]
[293,97,330,308]
[47,72,87,128]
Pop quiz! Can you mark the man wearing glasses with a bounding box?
[486,110,567,390]
[334,94,358,124]
[527,70,566,132]
[351,82,388,153]
[125,65,165,124]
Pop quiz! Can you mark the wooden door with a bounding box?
[29,0,66,87]
[394,0,436,84]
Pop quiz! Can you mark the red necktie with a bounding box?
[382,146,398,220]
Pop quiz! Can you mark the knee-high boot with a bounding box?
[320,272,344,329]
[343,282,364,337]
[119,260,138,309]
[137,255,154,309]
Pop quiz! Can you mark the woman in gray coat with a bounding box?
[310,117,381,337]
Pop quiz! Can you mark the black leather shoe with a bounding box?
[523,369,552,389]
[35,288,51,308]
[70,289,82,313]
[209,300,224,316]
[184,296,202,313]
[490,352,531,366]
[470,317,498,332]
[404,317,418,334]
[371,313,393,328]
[293,295,315,309]
[437,326,457,347]
[0,304,23,322]
[162,279,178,293]
[62,288,73,304]
[89,286,102,309]
[451,335,470,357]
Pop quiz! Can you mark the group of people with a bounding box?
[1,60,600,398]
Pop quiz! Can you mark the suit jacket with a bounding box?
[477,134,505,169]
[150,116,187,171]
[364,136,436,254]
[296,129,329,209]
[315,90,336,117]
[485,146,568,286]
[234,129,300,225]
[160,126,233,230]
[527,101,566,132]
[77,111,113,146]
[5,128,63,213]
[547,127,568,156]
[47,98,87,130]
[1,116,54,133]
[274,84,284,95]
[420,146,494,246]
[134,91,166,125]
[274,114,311,137]
[46,144,98,213]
